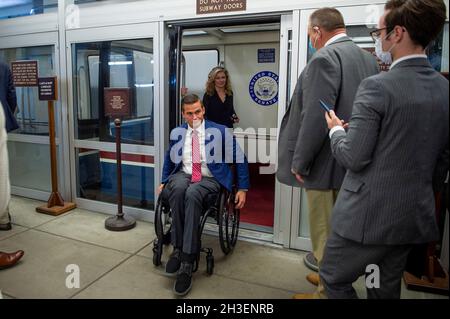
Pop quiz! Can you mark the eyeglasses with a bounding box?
[370,27,387,42]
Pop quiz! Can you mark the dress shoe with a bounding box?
[306,273,320,286]
[0,222,12,231]
[165,248,181,276]
[0,250,24,269]
[292,292,317,299]
[174,261,193,296]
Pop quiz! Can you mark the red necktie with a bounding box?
[191,130,202,183]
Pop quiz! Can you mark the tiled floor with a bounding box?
[0,196,447,299]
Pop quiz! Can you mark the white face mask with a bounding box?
[375,31,396,65]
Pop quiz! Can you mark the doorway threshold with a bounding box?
[203,222,279,248]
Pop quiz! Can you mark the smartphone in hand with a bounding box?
[319,100,333,115]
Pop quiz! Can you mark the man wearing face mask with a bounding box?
[322,0,448,299]
[158,94,249,296]
[277,8,379,298]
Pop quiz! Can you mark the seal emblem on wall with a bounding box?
[249,71,279,106]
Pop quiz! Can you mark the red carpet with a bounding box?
[240,164,275,227]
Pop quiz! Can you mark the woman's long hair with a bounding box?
[205,66,233,96]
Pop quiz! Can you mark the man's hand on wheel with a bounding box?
[235,190,247,209]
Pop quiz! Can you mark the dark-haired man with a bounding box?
[322,0,449,299]
[159,94,249,296]
[277,7,379,297]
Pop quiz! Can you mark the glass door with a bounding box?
[167,15,289,242]
[273,12,298,246]
[289,4,386,251]
[0,32,66,201]
[67,23,160,222]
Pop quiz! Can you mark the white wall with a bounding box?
[225,42,279,131]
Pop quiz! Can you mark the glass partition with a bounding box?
[0,45,56,136]
[75,148,154,210]
[427,22,449,73]
[72,36,156,211]
[8,141,55,192]
[72,39,155,146]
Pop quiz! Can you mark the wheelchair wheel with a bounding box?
[153,196,172,266]
[155,196,172,243]
[218,189,240,255]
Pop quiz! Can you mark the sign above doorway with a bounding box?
[196,0,246,15]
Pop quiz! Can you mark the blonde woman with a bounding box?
[203,67,239,128]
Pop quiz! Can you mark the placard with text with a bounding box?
[38,77,58,101]
[104,88,131,117]
[11,60,38,87]
[197,0,246,14]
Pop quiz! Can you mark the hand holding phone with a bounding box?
[319,100,333,115]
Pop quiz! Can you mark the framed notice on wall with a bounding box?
[104,88,131,117]
[11,60,38,87]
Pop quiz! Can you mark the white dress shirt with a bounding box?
[389,54,427,70]
[182,120,213,178]
[324,33,348,47]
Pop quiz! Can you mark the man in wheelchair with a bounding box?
[158,94,250,296]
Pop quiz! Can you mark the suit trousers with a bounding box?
[320,231,412,299]
[306,189,339,264]
[0,205,9,225]
[166,171,220,255]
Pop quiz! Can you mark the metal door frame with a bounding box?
[0,31,69,201]
[66,22,160,222]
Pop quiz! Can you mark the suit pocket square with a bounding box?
[342,177,364,193]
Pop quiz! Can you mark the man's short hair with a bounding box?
[310,8,346,32]
[385,0,447,48]
[181,94,202,111]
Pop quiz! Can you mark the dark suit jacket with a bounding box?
[277,36,379,190]
[330,58,449,245]
[0,62,18,132]
[161,120,249,192]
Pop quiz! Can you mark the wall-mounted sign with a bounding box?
[197,0,246,15]
[11,60,38,87]
[38,77,58,101]
[258,49,276,63]
[249,71,279,106]
[104,88,131,117]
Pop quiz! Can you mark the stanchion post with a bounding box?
[104,118,136,231]
[36,77,76,215]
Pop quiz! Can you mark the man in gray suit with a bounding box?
[276,7,378,295]
[322,0,448,299]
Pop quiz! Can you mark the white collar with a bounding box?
[390,54,428,70]
[187,120,205,135]
[325,33,348,47]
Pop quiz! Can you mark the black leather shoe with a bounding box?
[165,248,181,276]
[0,222,12,231]
[174,261,193,296]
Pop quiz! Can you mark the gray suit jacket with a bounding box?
[330,58,449,245]
[277,37,379,189]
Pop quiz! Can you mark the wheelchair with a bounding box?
[152,181,240,275]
